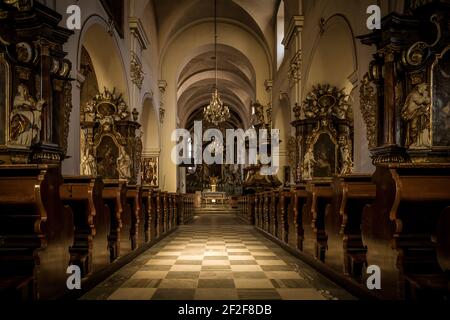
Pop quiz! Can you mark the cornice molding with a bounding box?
[282,15,304,49]
[129,17,150,50]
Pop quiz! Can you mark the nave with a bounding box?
[82,214,354,301]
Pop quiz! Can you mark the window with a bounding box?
[276,1,285,70]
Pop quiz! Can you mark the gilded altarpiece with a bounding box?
[0,1,73,164]
[80,88,141,184]
[292,84,354,181]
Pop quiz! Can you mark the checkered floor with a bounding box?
[82,214,354,300]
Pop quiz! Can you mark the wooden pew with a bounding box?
[247,195,255,225]
[60,176,107,277]
[269,191,279,237]
[126,186,142,249]
[263,192,271,233]
[0,165,73,300]
[288,185,308,250]
[278,189,291,243]
[305,180,333,262]
[141,187,153,242]
[101,180,128,261]
[370,164,450,300]
[254,194,260,228]
[162,192,168,234]
[332,175,375,281]
[155,190,163,238]
[257,193,263,229]
[167,193,173,231]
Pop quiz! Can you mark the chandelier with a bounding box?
[203,0,230,126]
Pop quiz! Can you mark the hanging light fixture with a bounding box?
[203,0,230,126]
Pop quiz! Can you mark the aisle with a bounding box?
[82,214,354,300]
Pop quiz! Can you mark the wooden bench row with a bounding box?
[240,165,450,300]
[0,164,194,300]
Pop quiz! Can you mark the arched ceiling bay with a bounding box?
[177,44,255,130]
[153,0,275,57]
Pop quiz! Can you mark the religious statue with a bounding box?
[116,101,129,120]
[10,84,45,146]
[251,102,265,127]
[340,144,353,175]
[401,83,431,149]
[80,148,97,176]
[83,101,96,122]
[117,147,131,179]
[302,147,316,180]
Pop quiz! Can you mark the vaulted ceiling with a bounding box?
[151,0,276,129]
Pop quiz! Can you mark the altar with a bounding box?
[202,191,227,205]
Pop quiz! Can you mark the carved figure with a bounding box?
[302,147,316,180]
[81,149,97,176]
[117,147,131,179]
[10,84,45,146]
[401,83,431,148]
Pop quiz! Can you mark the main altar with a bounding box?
[201,176,229,206]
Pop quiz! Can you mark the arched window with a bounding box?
[276,0,285,70]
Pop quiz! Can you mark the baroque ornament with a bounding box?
[130,53,144,89]
[303,84,352,120]
[288,50,302,88]
[359,74,378,149]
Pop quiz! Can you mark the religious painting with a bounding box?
[96,136,119,179]
[432,47,450,146]
[97,102,116,117]
[313,133,337,178]
[142,156,159,187]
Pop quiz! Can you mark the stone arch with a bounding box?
[304,14,357,95]
[77,15,129,103]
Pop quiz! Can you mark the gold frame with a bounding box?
[305,129,339,178]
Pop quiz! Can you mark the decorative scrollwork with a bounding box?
[288,50,302,88]
[359,73,378,149]
[3,0,33,11]
[402,14,441,67]
[303,84,352,120]
[130,53,144,90]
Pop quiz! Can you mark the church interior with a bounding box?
[0,0,449,302]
